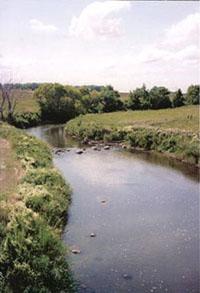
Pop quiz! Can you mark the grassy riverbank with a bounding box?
[0,122,76,292]
[65,105,199,165]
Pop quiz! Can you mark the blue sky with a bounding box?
[0,0,199,91]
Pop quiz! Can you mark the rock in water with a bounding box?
[76,150,83,154]
[92,146,98,151]
[72,249,81,254]
[90,233,96,237]
[123,274,133,280]
[100,200,107,204]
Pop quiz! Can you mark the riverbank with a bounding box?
[0,122,76,292]
[65,105,199,166]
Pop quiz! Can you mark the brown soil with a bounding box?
[0,138,21,200]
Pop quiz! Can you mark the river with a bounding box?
[26,124,199,293]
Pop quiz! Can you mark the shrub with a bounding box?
[0,123,75,292]
[12,112,42,129]
[0,208,76,293]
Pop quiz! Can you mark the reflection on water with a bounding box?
[26,125,199,182]
[26,125,199,293]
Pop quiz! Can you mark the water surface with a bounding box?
[27,125,199,293]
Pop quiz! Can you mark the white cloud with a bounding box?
[69,1,131,40]
[164,12,200,48]
[137,13,200,66]
[137,45,169,63]
[96,12,199,91]
[30,19,58,32]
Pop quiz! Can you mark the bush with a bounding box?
[0,123,76,292]
[12,112,42,129]
[185,85,199,105]
[0,208,75,293]
[23,169,72,229]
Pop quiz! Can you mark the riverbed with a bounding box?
[27,124,199,293]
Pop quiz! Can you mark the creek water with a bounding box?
[26,124,199,293]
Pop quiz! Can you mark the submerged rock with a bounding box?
[53,148,65,154]
[92,146,98,151]
[100,200,107,204]
[123,274,133,280]
[76,150,83,154]
[72,249,81,254]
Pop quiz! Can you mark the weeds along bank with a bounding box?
[0,122,76,293]
[65,106,199,166]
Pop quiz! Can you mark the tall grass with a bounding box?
[0,122,76,292]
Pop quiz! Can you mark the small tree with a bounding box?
[172,89,184,108]
[0,84,7,121]
[127,90,141,110]
[0,81,21,122]
[127,85,150,110]
[77,90,100,114]
[98,88,123,113]
[185,85,199,105]
[149,86,171,109]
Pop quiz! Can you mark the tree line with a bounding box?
[0,82,199,125]
[126,85,199,110]
[4,83,107,92]
[33,83,199,123]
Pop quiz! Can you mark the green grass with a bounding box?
[65,105,199,165]
[0,122,76,292]
[0,90,39,114]
[68,105,198,133]
[15,90,39,113]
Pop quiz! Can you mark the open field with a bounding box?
[0,90,39,114]
[68,105,199,133]
[119,92,129,101]
[65,105,199,165]
[14,90,39,113]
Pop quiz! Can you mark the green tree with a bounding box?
[34,83,76,122]
[149,86,171,109]
[127,85,150,110]
[172,89,184,108]
[127,90,141,110]
[76,90,100,114]
[185,85,199,105]
[98,88,123,113]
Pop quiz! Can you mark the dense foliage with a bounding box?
[1,83,199,128]
[0,123,76,292]
[34,83,124,122]
[12,112,42,128]
[34,83,76,122]
[126,85,172,110]
[185,85,199,105]
[65,106,199,165]
[172,89,184,108]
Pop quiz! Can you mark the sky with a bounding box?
[0,0,199,92]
